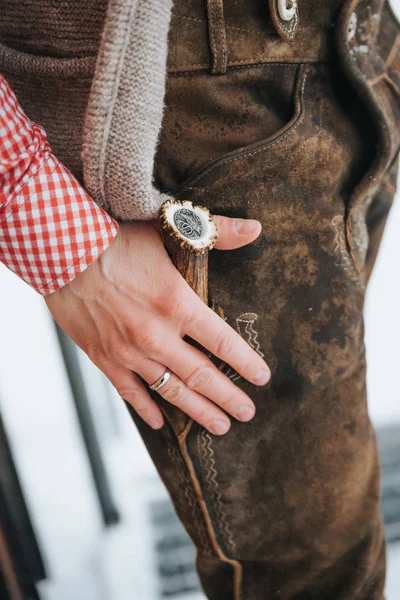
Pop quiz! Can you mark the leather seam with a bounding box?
[164,424,213,556]
[168,56,322,72]
[276,11,298,40]
[207,0,228,74]
[172,13,324,33]
[270,0,299,42]
[177,423,243,599]
[383,32,400,69]
[381,71,400,100]
[168,60,323,77]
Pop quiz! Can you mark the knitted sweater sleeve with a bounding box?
[82,0,173,221]
[0,74,118,295]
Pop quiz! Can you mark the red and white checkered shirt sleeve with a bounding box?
[0,74,119,295]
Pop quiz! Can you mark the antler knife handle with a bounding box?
[159,199,218,305]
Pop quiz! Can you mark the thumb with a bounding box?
[212,215,262,250]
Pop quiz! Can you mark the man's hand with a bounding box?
[45,217,271,435]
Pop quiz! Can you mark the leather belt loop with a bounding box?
[206,0,228,74]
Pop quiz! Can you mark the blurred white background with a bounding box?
[1,4,400,598]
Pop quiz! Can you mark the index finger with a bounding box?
[184,297,271,386]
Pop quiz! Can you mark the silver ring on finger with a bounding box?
[149,368,171,391]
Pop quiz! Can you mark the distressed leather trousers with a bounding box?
[128,1,400,598]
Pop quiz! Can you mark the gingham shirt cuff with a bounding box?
[0,155,119,295]
[0,74,119,295]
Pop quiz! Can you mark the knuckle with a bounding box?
[117,386,139,402]
[162,381,184,404]
[181,301,198,328]
[107,341,131,364]
[123,321,138,341]
[213,394,231,411]
[213,328,234,357]
[131,401,153,421]
[185,364,215,391]
[136,326,160,353]
[239,359,256,379]
[192,406,212,425]
[163,285,194,324]
[86,345,106,366]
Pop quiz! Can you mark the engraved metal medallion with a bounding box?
[173,208,204,240]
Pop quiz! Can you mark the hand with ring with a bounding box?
[45,217,271,436]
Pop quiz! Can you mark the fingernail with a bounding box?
[210,420,230,435]
[150,418,164,430]
[236,405,255,422]
[254,369,271,385]
[234,219,260,235]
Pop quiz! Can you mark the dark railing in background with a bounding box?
[0,411,45,600]
[377,426,400,544]
[150,499,200,598]
[55,324,120,527]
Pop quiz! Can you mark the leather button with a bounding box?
[277,0,297,21]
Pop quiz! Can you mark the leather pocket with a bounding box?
[0,42,96,181]
[175,63,309,193]
[156,62,309,193]
[0,41,96,79]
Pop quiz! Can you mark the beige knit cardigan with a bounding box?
[82,0,173,221]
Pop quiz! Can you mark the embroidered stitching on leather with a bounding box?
[236,313,264,356]
[168,57,324,74]
[229,62,311,70]
[225,24,275,34]
[218,15,227,74]
[227,56,318,66]
[275,0,298,40]
[207,0,227,73]
[198,429,236,553]
[172,13,205,23]
[171,12,322,38]
[168,63,210,72]
[164,426,213,555]
[224,312,264,382]
[278,13,298,39]
[208,3,219,69]
[173,13,319,34]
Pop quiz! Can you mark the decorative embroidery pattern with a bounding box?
[192,305,265,554]
[195,306,265,554]
[198,429,236,553]
[223,312,264,383]
[164,426,213,555]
